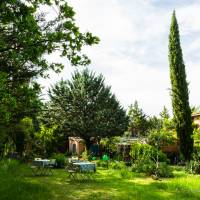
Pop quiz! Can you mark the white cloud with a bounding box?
[39,0,200,116]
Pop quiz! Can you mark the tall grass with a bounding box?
[0,159,51,200]
[0,160,200,200]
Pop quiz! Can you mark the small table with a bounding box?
[73,162,96,172]
[31,159,52,176]
[72,162,96,181]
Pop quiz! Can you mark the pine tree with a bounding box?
[127,101,149,137]
[168,11,193,160]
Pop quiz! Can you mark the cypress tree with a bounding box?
[168,11,193,161]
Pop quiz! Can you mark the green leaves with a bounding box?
[168,11,193,160]
[48,69,128,140]
[127,101,149,137]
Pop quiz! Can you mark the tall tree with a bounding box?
[48,69,128,149]
[127,101,149,137]
[168,11,193,160]
[0,0,99,155]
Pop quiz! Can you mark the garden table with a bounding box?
[73,162,96,172]
[72,162,96,181]
[31,159,52,176]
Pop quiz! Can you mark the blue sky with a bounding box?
[39,0,200,116]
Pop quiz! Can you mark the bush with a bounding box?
[185,151,200,174]
[156,162,173,178]
[132,159,173,178]
[110,161,126,170]
[132,159,155,175]
[52,153,66,168]
[130,142,168,163]
[96,159,109,168]
[186,161,200,174]
[0,159,20,175]
[119,168,132,179]
[0,159,30,178]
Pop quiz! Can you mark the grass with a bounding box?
[1,160,200,200]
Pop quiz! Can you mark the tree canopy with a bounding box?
[0,0,99,156]
[127,101,149,137]
[48,69,128,148]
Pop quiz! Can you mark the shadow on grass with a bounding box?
[1,167,200,200]
[0,176,52,200]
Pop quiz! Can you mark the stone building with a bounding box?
[68,137,86,156]
[192,113,200,128]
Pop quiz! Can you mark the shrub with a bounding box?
[52,153,66,168]
[187,151,200,174]
[119,168,132,179]
[0,159,20,174]
[0,159,30,178]
[110,161,126,170]
[156,162,174,178]
[132,159,155,175]
[96,159,109,168]
[132,159,173,178]
[148,129,174,147]
[81,150,89,160]
[130,142,168,163]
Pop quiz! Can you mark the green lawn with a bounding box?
[1,161,200,200]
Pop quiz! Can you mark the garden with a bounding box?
[1,159,200,200]
[1,1,200,200]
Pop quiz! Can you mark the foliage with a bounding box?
[127,101,149,136]
[0,73,16,125]
[0,0,99,156]
[1,162,200,199]
[0,159,21,176]
[186,151,200,174]
[35,124,57,156]
[100,136,120,153]
[147,129,174,148]
[148,116,162,131]
[14,117,35,157]
[168,11,193,160]
[186,160,200,174]
[193,127,200,147]
[48,69,128,148]
[1,117,36,158]
[132,159,173,178]
[0,73,16,156]
[130,142,168,163]
[191,105,200,114]
[52,153,66,168]
[119,167,132,179]
[109,161,126,170]
[96,159,108,168]
[130,142,172,177]
[132,158,155,175]
[0,0,99,75]
[81,150,89,160]
[156,162,174,178]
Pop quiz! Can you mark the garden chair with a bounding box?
[66,163,80,181]
[43,159,55,175]
[31,161,43,176]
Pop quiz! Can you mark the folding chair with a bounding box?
[66,163,80,181]
[31,161,43,176]
[45,159,56,175]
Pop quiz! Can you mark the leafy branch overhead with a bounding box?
[0,0,100,80]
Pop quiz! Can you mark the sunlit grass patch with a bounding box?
[1,160,200,200]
